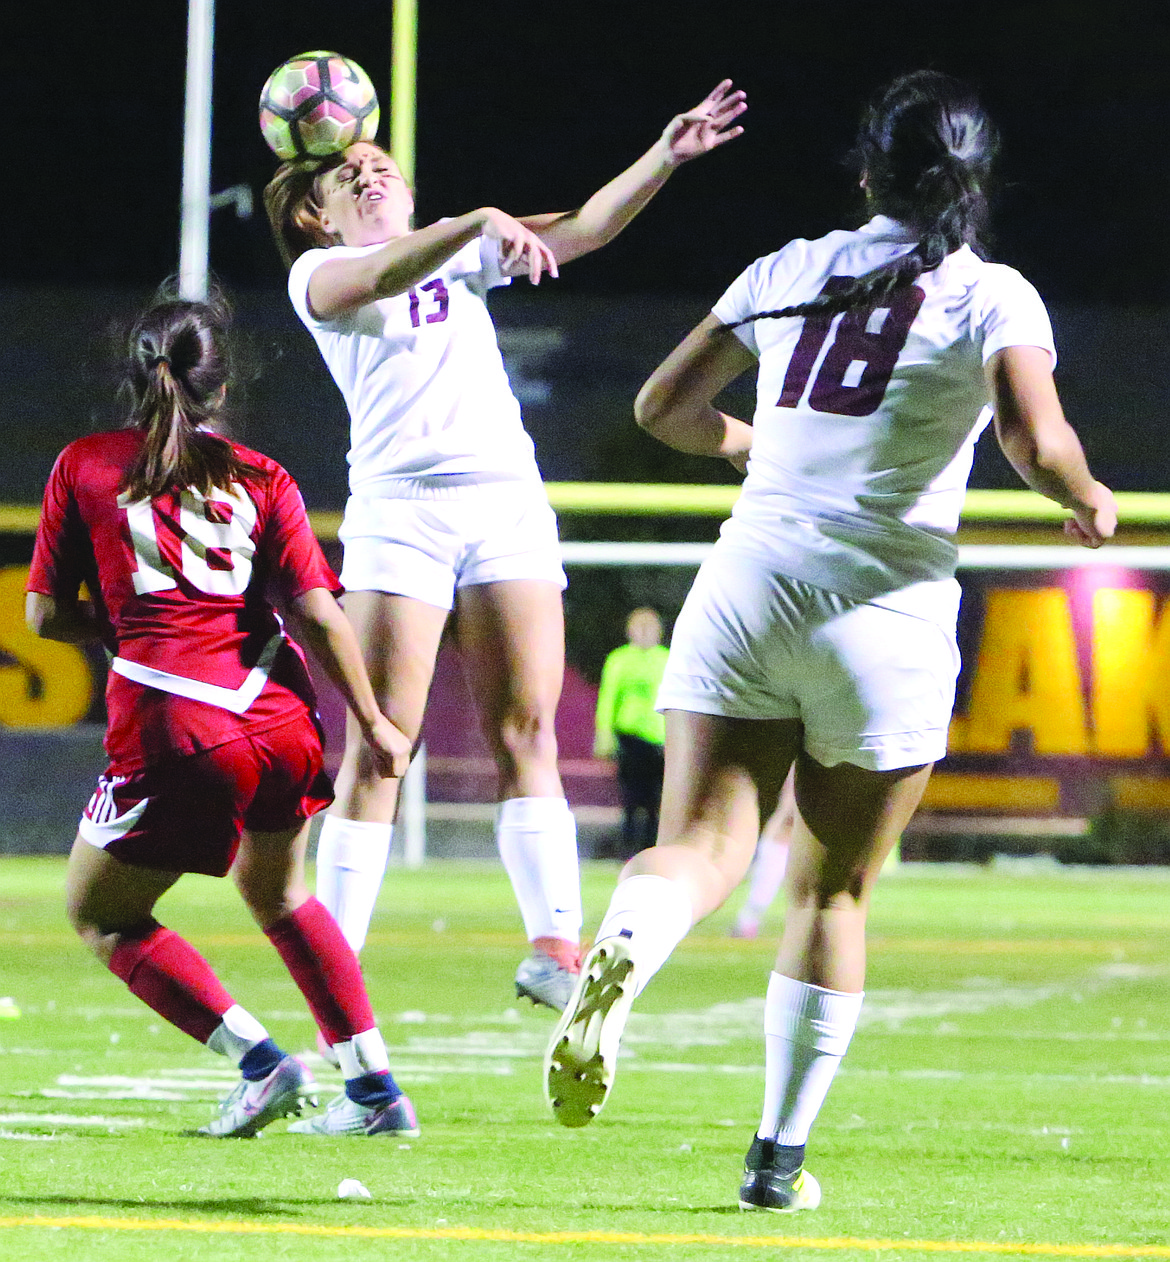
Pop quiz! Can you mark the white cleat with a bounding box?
[515,952,579,1012]
[287,1090,420,1137]
[543,935,637,1128]
[197,1055,317,1138]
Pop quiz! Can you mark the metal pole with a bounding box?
[401,741,427,869]
[390,0,418,185]
[179,0,215,299]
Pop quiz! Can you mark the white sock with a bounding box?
[315,816,393,953]
[206,1004,269,1060]
[746,836,789,915]
[759,972,864,1145]
[333,1026,391,1080]
[495,797,581,944]
[595,874,693,996]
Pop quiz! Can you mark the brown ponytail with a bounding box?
[121,287,269,501]
[262,152,346,269]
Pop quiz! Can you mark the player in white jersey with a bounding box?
[545,72,1117,1211]
[262,82,746,1016]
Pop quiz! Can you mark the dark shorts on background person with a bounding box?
[78,712,334,877]
[615,734,665,811]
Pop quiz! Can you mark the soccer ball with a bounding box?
[259,51,380,162]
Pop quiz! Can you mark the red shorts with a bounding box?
[79,713,334,877]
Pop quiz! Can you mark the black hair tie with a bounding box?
[147,354,171,370]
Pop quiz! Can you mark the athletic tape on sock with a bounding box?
[207,1004,270,1060]
[334,1026,391,1080]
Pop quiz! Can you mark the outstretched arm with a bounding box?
[635,314,757,472]
[520,81,746,267]
[988,345,1117,547]
[307,209,560,320]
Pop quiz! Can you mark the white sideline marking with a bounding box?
[55,1075,237,1091]
[42,1090,188,1102]
[0,1113,144,1128]
[26,963,1168,1104]
[0,1129,69,1142]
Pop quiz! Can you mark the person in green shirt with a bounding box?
[594,608,671,859]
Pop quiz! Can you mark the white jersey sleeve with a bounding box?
[474,233,511,294]
[975,264,1057,368]
[710,240,815,357]
[287,247,333,330]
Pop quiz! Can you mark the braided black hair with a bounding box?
[740,70,998,325]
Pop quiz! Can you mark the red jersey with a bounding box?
[28,429,341,771]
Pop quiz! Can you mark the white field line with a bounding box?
[0,1113,144,1127]
[30,963,1168,1102]
[0,1129,69,1142]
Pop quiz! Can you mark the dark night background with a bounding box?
[5,0,1170,509]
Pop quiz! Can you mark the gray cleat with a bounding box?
[515,952,579,1011]
[198,1054,317,1138]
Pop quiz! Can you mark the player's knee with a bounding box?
[234,869,305,928]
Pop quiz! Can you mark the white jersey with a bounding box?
[288,235,541,494]
[711,215,1056,602]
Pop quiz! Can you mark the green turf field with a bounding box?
[0,856,1168,1260]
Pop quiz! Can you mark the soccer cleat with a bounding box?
[287,1090,420,1137]
[515,952,579,1012]
[197,1054,317,1138]
[737,1136,821,1213]
[544,935,636,1128]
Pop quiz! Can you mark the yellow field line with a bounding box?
[0,1216,1168,1256]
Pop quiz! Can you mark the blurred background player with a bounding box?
[262,82,747,1011]
[545,71,1117,1210]
[26,290,421,1139]
[593,607,670,860]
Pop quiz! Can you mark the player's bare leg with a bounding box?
[65,837,313,1136]
[456,578,582,1009]
[778,757,930,991]
[545,712,798,1126]
[315,590,448,954]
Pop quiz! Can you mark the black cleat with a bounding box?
[738,1135,821,1213]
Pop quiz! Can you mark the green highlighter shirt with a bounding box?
[593,643,670,757]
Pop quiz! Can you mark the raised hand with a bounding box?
[660,80,747,166]
[478,207,560,284]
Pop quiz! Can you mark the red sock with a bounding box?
[534,935,581,972]
[108,924,234,1044]
[265,897,376,1046]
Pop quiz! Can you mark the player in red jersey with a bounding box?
[26,290,420,1138]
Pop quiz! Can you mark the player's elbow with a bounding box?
[634,378,672,437]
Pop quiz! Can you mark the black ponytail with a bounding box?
[739,71,998,325]
[121,286,269,501]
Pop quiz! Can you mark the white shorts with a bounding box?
[657,552,961,771]
[338,477,568,611]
